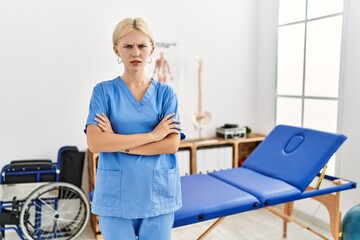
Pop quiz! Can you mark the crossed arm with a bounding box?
[86,113,182,155]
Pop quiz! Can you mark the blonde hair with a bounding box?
[112,18,154,46]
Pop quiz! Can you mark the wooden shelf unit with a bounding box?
[180,133,265,174]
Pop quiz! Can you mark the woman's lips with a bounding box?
[130,60,142,65]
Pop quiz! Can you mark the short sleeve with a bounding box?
[84,83,107,134]
[162,90,186,140]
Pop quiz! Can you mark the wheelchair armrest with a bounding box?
[8,160,53,171]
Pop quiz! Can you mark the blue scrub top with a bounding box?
[85,76,185,219]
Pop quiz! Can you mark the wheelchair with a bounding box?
[0,146,90,240]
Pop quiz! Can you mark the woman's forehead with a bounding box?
[120,30,151,44]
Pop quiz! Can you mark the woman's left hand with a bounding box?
[94,113,114,133]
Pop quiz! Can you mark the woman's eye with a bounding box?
[138,44,146,49]
[124,45,132,49]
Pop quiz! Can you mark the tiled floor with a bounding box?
[4,208,331,239]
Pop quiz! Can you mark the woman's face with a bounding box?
[114,30,154,71]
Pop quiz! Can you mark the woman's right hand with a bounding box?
[151,113,182,141]
[94,113,114,133]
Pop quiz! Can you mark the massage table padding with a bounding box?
[210,168,301,207]
[241,125,346,192]
[173,174,260,227]
[174,125,354,230]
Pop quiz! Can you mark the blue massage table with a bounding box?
[173,125,357,240]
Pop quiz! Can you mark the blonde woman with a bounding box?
[85,18,185,239]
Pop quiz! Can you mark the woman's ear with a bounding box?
[113,46,119,55]
[150,45,155,55]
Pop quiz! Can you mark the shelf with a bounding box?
[179,134,265,174]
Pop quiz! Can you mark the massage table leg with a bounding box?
[282,201,294,239]
[308,187,341,240]
[268,206,330,240]
[197,217,226,240]
[268,188,342,240]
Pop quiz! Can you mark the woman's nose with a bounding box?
[132,46,140,57]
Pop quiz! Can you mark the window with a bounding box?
[276,0,344,175]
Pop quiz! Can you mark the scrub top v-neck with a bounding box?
[85,76,185,219]
[115,77,155,112]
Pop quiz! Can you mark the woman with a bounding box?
[85,17,185,240]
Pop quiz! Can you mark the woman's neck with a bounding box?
[121,72,150,87]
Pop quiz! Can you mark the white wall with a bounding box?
[338,0,360,214]
[0,0,259,163]
[255,0,278,134]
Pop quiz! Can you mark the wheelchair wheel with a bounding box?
[19,182,90,240]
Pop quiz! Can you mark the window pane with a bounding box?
[325,155,336,176]
[277,24,305,96]
[303,99,338,133]
[303,99,338,176]
[308,0,344,19]
[276,97,302,126]
[305,16,342,98]
[278,0,306,25]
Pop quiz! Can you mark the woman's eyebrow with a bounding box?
[122,42,147,45]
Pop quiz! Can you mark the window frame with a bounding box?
[275,0,347,175]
